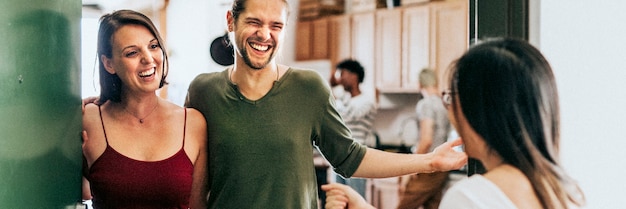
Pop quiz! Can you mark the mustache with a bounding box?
[248,36,275,45]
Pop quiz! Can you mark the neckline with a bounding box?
[90,106,192,171]
[468,175,519,208]
[88,145,191,175]
[104,144,188,163]
[228,65,282,85]
[227,67,291,104]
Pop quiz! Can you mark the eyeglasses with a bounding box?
[441,90,455,108]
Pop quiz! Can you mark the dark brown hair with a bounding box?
[230,0,290,21]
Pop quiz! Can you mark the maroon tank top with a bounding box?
[87,107,193,209]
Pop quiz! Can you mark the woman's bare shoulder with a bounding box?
[82,103,108,166]
[83,103,103,127]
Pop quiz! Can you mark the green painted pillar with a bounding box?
[0,0,82,208]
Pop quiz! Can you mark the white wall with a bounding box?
[165,0,228,105]
[537,1,626,208]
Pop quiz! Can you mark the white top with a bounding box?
[439,175,518,209]
[335,93,376,146]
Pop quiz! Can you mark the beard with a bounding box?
[238,40,276,70]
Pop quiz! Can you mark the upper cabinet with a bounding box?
[376,1,468,93]
[295,0,468,93]
[374,5,430,93]
[429,0,469,91]
[295,20,313,61]
[328,15,352,67]
[401,5,430,93]
[350,12,376,91]
[375,9,403,93]
[295,18,330,60]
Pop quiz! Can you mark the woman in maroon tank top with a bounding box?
[81,10,208,209]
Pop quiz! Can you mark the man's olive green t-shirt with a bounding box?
[185,68,367,209]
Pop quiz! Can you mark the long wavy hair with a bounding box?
[96,10,169,103]
[448,38,585,209]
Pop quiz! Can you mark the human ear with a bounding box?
[100,54,116,75]
[226,11,234,32]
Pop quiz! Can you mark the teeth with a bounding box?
[139,68,155,77]
[250,43,269,51]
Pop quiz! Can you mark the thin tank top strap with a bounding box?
[182,108,187,148]
[98,105,109,145]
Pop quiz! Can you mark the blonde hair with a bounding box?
[419,68,437,88]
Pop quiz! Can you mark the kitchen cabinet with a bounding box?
[401,5,430,92]
[374,6,429,93]
[369,177,401,209]
[312,18,330,59]
[295,0,467,94]
[374,9,403,93]
[295,18,329,60]
[295,20,312,60]
[350,11,376,92]
[328,15,352,68]
[375,0,468,93]
[429,0,469,90]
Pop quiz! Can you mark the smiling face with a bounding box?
[101,24,163,94]
[227,0,287,70]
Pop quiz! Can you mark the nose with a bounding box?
[256,26,271,41]
[140,50,154,64]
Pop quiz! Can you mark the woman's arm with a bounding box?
[82,176,92,201]
[187,109,208,209]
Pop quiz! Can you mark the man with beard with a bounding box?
[184,0,467,208]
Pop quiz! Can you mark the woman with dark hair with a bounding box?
[82,10,208,208]
[323,38,585,209]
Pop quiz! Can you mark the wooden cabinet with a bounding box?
[375,9,403,92]
[430,0,469,90]
[328,15,352,68]
[350,12,376,91]
[374,4,430,93]
[312,18,330,59]
[295,18,329,61]
[295,0,468,94]
[369,177,401,209]
[295,21,312,60]
[401,5,430,92]
[374,0,468,93]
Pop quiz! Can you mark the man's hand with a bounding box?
[430,138,467,172]
[81,96,100,113]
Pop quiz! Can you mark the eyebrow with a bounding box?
[120,38,158,52]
